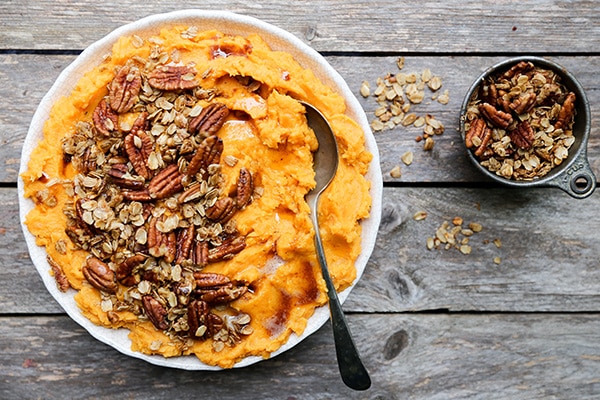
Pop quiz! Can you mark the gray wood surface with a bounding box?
[2,0,600,398]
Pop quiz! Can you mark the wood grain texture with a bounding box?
[6,186,600,314]
[2,54,599,183]
[1,314,599,399]
[1,0,599,53]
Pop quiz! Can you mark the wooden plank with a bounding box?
[5,186,600,314]
[1,313,599,399]
[2,54,599,184]
[1,0,599,53]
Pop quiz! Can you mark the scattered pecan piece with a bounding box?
[509,121,535,150]
[142,295,169,331]
[82,257,117,294]
[148,65,199,91]
[92,98,118,137]
[107,163,145,190]
[478,102,513,128]
[554,92,576,130]
[116,254,145,286]
[108,65,141,113]
[124,112,153,179]
[208,235,246,262]
[236,168,253,209]
[509,92,537,115]
[47,255,71,292]
[148,164,184,199]
[187,300,223,338]
[206,197,236,223]
[188,102,229,135]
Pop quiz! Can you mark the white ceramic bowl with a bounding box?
[18,10,382,370]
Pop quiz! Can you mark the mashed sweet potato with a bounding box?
[21,26,372,368]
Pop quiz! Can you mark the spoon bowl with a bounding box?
[302,101,372,391]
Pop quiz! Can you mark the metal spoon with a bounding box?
[302,101,372,391]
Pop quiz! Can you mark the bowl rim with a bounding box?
[17,9,383,370]
[459,55,595,196]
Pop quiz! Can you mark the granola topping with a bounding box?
[463,61,577,180]
[60,47,256,349]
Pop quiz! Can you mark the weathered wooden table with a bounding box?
[2,1,599,399]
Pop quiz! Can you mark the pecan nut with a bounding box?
[509,92,537,115]
[122,188,152,202]
[147,216,177,263]
[205,197,236,224]
[465,118,493,157]
[186,135,224,177]
[554,92,576,130]
[142,295,169,331]
[192,241,209,267]
[148,164,184,199]
[92,98,118,137]
[124,112,153,179]
[236,167,253,209]
[175,225,195,265]
[187,300,223,338]
[193,272,248,303]
[108,65,141,113]
[107,163,145,189]
[47,255,71,292]
[188,102,229,135]
[148,65,199,91]
[116,254,146,286]
[208,235,246,263]
[82,257,117,294]
[502,61,534,79]
[509,121,535,150]
[478,103,513,128]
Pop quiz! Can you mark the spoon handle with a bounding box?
[312,213,372,391]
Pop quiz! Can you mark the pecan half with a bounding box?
[186,135,223,177]
[124,112,153,179]
[92,98,118,137]
[205,197,236,224]
[192,241,208,267]
[116,254,146,286]
[478,103,513,128]
[82,257,117,294]
[47,255,71,292]
[193,272,248,303]
[509,92,537,115]
[509,121,535,150]
[236,168,253,209]
[175,225,195,265]
[208,235,246,263]
[554,92,576,130]
[107,163,145,189]
[148,164,184,199]
[478,82,498,107]
[122,188,152,202]
[465,118,486,149]
[188,102,229,135]
[502,61,534,79]
[147,216,177,263]
[108,65,141,113]
[142,295,169,331]
[187,300,223,339]
[148,65,199,91]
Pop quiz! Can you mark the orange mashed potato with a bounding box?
[21,26,372,368]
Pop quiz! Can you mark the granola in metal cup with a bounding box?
[463,61,577,180]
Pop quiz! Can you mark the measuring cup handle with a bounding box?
[547,150,596,198]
